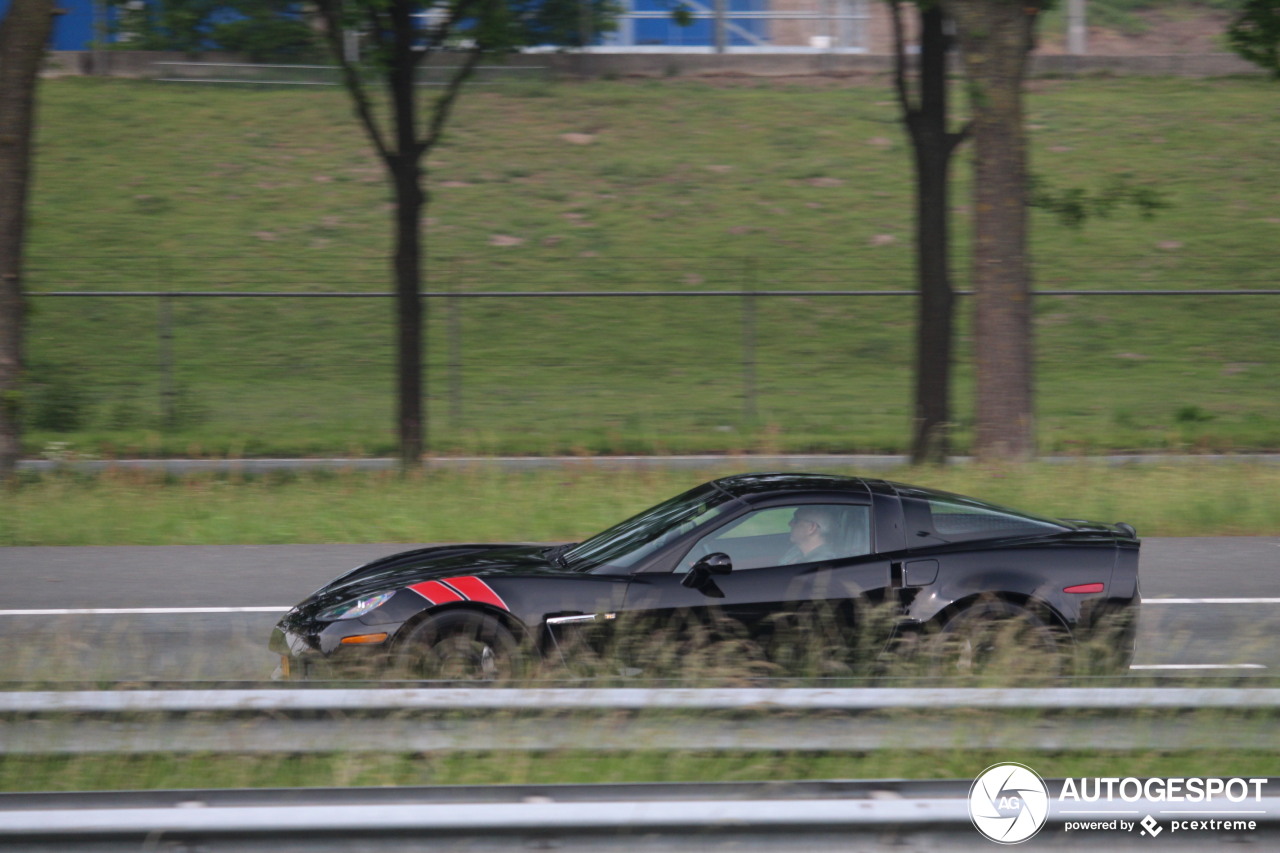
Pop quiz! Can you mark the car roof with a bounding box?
[711,473,878,502]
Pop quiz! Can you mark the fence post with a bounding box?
[448,283,462,429]
[158,293,176,429]
[1068,0,1088,56]
[742,263,758,424]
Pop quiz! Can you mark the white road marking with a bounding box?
[1143,598,1280,604]
[1130,664,1266,670]
[0,607,291,616]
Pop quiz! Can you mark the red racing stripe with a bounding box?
[445,576,510,612]
[408,580,466,605]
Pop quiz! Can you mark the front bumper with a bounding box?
[269,622,397,680]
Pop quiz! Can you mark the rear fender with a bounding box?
[908,590,1072,640]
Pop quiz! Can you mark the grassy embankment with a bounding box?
[22,75,1279,457]
[4,462,1279,545]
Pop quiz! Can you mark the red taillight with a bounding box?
[1064,582,1105,594]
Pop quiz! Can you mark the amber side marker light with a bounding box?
[340,633,390,645]
[1063,583,1105,594]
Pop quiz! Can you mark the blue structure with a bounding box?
[0,0,113,51]
[3,0,793,53]
[625,0,770,48]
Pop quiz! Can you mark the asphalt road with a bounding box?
[1,538,1277,681]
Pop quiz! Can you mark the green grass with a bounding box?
[3,462,1278,546]
[2,748,1275,793]
[21,75,1280,458]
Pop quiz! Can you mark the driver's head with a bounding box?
[789,507,834,543]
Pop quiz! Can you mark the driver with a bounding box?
[781,507,839,565]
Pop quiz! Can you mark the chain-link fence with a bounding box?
[22,257,1280,458]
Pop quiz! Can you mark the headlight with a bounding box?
[318,591,396,621]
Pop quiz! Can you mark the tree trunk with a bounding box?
[900,6,966,466]
[0,0,55,482]
[388,0,424,469]
[392,159,424,468]
[945,0,1040,462]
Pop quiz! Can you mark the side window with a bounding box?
[902,490,1066,546]
[677,504,872,572]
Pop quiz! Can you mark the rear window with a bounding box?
[900,488,1067,546]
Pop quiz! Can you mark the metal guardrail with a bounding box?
[2,780,1277,851]
[29,289,1280,297]
[7,686,1280,713]
[4,687,1278,755]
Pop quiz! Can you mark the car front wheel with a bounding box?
[395,610,522,681]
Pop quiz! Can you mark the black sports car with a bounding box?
[270,473,1140,679]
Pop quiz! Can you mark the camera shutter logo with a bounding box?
[969,763,1051,844]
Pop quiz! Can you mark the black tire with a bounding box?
[395,610,522,681]
[927,599,1065,678]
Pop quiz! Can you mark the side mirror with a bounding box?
[698,552,733,575]
[681,552,732,593]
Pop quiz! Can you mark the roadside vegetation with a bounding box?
[3,462,1278,545]
[22,75,1279,458]
[2,746,1276,793]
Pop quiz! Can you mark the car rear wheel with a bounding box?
[395,610,522,681]
[927,599,1066,679]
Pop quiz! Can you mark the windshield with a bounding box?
[566,483,736,572]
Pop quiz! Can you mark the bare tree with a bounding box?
[314,0,518,468]
[888,1,969,465]
[0,0,56,482]
[940,0,1047,462]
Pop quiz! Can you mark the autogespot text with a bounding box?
[1060,776,1268,803]
[1059,777,1268,839]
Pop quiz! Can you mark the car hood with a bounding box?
[293,544,569,616]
